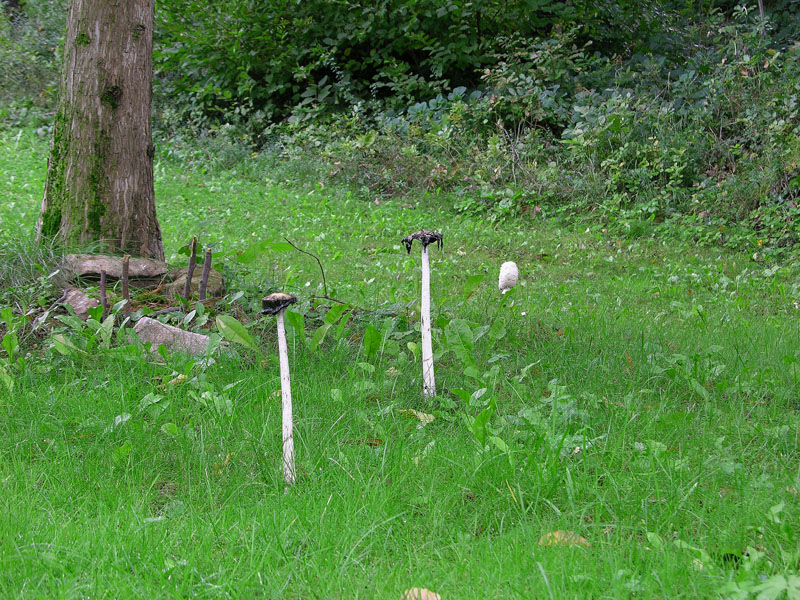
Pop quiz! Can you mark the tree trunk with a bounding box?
[37,0,164,261]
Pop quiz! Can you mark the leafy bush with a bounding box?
[153,0,674,128]
[0,1,65,117]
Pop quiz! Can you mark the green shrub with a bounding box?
[0,1,65,117]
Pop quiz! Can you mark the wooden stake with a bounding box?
[99,270,108,320]
[198,249,212,301]
[183,236,197,300]
[122,255,130,318]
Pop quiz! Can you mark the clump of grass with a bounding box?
[0,235,64,313]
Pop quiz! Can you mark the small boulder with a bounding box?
[63,254,168,280]
[165,267,225,299]
[134,317,212,355]
[61,287,99,320]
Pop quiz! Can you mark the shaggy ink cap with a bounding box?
[261,292,297,315]
[400,228,442,399]
[402,230,443,254]
[260,291,299,485]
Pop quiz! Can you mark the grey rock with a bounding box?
[63,254,168,280]
[133,317,211,355]
[61,287,100,320]
[165,267,225,299]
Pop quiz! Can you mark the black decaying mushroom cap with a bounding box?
[261,292,298,315]
[401,229,443,254]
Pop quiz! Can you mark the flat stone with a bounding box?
[165,267,224,299]
[61,287,100,320]
[133,317,212,355]
[63,254,168,280]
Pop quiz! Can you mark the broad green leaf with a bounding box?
[112,299,128,314]
[1,332,18,358]
[216,315,259,352]
[450,388,471,403]
[270,242,294,253]
[445,318,475,369]
[139,393,169,419]
[0,363,13,393]
[488,318,507,341]
[284,310,305,343]
[646,531,664,550]
[87,305,104,322]
[236,239,270,264]
[473,324,490,342]
[751,575,794,600]
[335,311,352,339]
[112,440,133,465]
[0,307,13,328]
[363,324,381,359]
[311,323,332,351]
[138,392,164,411]
[55,314,85,332]
[323,303,348,325]
[461,274,484,300]
[689,378,710,400]
[380,317,395,351]
[489,436,508,453]
[51,333,84,356]
[161,422,180,436]
[0,371,12,393]
[472,398,495,447]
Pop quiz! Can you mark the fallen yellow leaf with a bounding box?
[396,409,435,424]
[538,530,589,547]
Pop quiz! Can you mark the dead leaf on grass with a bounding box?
[538,530,589,548]
[403,588,441,600]
[350,437,383,447]
[396,409,435,424]
[166,374,187,386]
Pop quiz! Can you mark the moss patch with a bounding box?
[100,86,122,110]
[76,32,90,46]
[40,110,69,239]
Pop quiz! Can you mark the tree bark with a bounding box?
[37,0,164,261]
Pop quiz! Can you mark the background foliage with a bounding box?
[2,0,800,257]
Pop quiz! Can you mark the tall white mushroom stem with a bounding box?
[276,309,295,485]
[420,244,436,399]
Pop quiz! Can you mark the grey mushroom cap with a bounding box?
[401,229,443,254]
[261,292,298,315]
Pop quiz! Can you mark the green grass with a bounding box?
[1,127,799,598]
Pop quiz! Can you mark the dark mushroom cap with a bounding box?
[261,292,297,315]
[401,229,443,254]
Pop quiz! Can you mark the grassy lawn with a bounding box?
[1,128,799,599]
